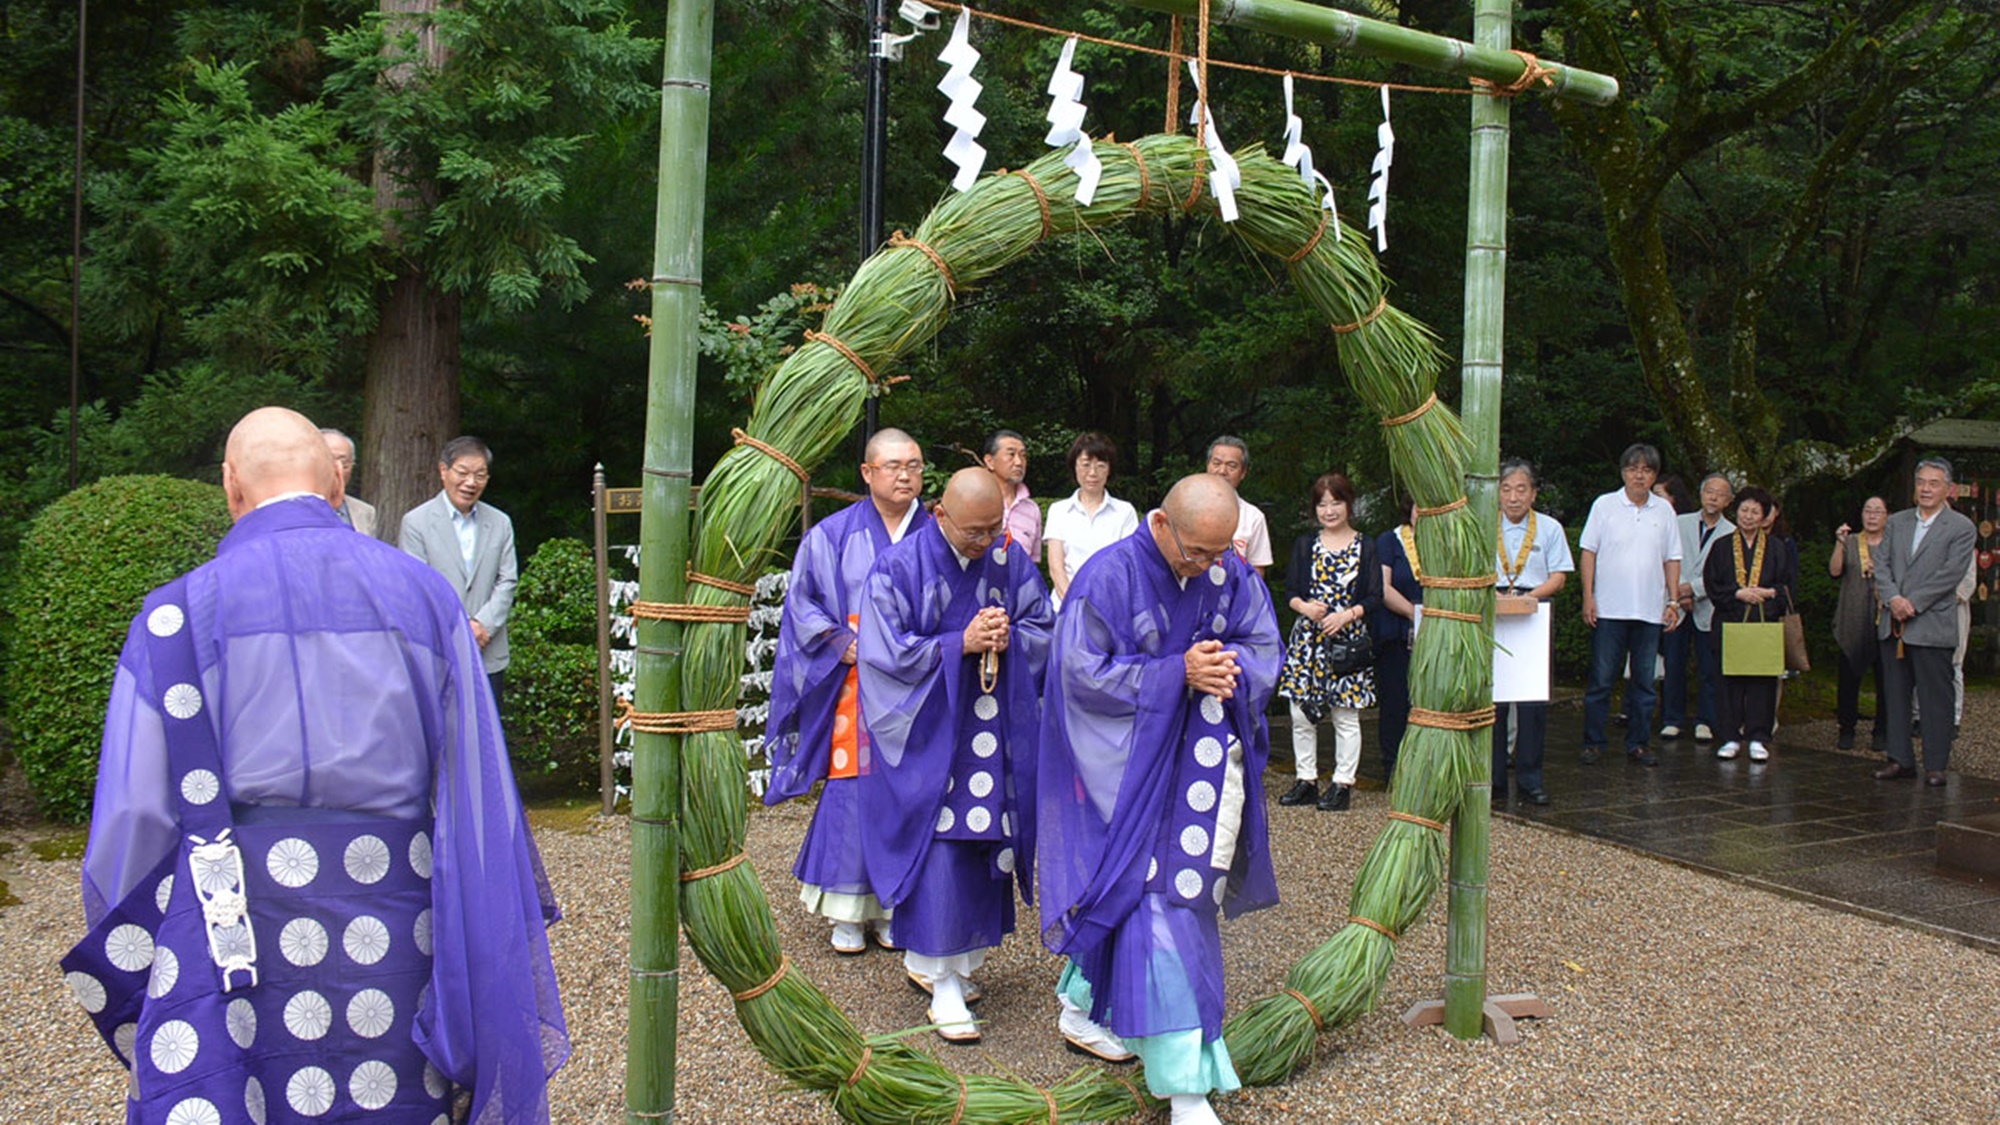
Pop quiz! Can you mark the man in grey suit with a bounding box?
[1874,456,1976,786]
[401,436,518,705]
[321,427,379,537]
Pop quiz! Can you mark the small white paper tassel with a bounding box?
[1185,60,1241,222]
[1279,74,1340,241]
[1368,84,1395,252]
[1043,37,1103,205]
[937,8,987,192]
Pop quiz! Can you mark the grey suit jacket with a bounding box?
[340,496,379,539]
[1875,505,1975,649]
[400,492,518,673]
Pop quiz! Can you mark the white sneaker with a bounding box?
[1169,1094,1223,1125]
[1058,994,1135,1062]
[1660,725,1682,739]
[1748,741,1770,762]
[929,973,979,1043]
[1716,741,1741,760]
[1695,723,1714,742]
[830,921,867,954]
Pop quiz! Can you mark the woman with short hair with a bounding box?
[1044,432,1140,610]
[1276,472,1380,812]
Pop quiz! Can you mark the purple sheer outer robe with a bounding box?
[857,523,1053,911]
[1037,530,1283,1035]
[79,497,566,1125]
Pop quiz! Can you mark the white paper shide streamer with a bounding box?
[1186,60,1242,222]
[1042,38,1102,205]
[1368,84,1394,252]
[1279,74,1341,240]
[937,8,987,192]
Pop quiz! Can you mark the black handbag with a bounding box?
[1324,627,1375,674]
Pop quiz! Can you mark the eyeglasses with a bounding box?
[939,508,1004,546]
[1165,516,1229,566]
[866,460,926,478]
[448,465,490,484]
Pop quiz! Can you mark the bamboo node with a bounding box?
[629,599,752,624]
[1418,572,1498,590]
[731,428,809,482]
[1348,914,1398,940]
[1414,495,1468,517]
[804,329,904,388]
[887,231,958,297]
[1012,170,1054,240]
[679,852,748,883]
[1388,810,1448,832]
[686,564,757,598]
[730,955,791,1002]
[1335,295,1391,336]
[1285,206,1331,264]
[1282,987,1325,1031]
[1422,607,1483,624]
[1408,705,1498,731]
[1470,49,1559,97]
[1121,142,1153,210]
[844,1046,872,1088]
[616,699,739,735]
[1379,391,1437,427]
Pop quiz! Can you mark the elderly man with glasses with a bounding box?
[856,466,1053,1045]
[764,428,932,955]
[400,436,518,708]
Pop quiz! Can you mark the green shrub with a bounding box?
[5,475,231,821]
[507,537,604,795]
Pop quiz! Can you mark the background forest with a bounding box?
[2,0,1996,597]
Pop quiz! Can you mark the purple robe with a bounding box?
[1037,529,1282,1040]
[75,497,565,1124]
[857,523,1052,953]
[763,499,931,900]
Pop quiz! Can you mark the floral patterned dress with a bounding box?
[1278,535,1377,720]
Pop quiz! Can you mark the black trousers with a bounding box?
[1836,645,1881,740]
[1717,675,1778,745]
[1375,643,1411,781]
[1880,639,1954,772]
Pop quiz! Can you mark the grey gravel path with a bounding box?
[5,782,1998,1124]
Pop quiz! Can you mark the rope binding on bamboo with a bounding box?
[1423,607,1483,624]
[1121,141,1153,209]
[1408,705,1497,731]
[1470,49,1559,97]
[1334,294,1390,336]
[886,230,958,296]
[1348,914,1397,940]
[1286,205,1332,264]
[616,698,739,735]
[685,564,756,598]
[1380,391,1437,428]
[1414,495,1468,517]
[679,852,748,882]
[947,1077,968,1125]
[1042,1089,1058,1125]
[804,328,905,389]
[1388,810,1448,832]
[1010,169,1054,240]
[730,954,791,1002]
[731,427,808,482]
[1419,572,1498,590]
[844,1046,872,1088]
[630,599,751,624]
[1282,987,1325,1031]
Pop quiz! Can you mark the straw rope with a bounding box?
[1409,705,1497,731]
[1388,810,1448,832]
[730,955,791,1002]
[1282,987,1324,1031]
[1116,1074,1147,1109]
[1043,1089,1059,1125]
[1419,572,1497,589]
[844,1046,872,1089]
[685,565,756,598]
[629,599,752,624]
[731,427,807,481]
[947,1077,968,1125]
[1422,607,1483,624]
[1164,16,1183,132]
[617,700,740,735]
[1183,146,1207,211]
[1469,49,1559,97]
[1011,170,1053,240]
[1348,915,1397,940]
[1122,141,1153,208]
[921,0,1479,96]
[1379,391,1438,427]
[803,329,893,388]
[1333,294,1390,335]
[887,231,958,296]
[1285,206,1331,264]
[1414,495,1467,517]
[679,852,747,882]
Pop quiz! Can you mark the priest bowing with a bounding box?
[763,428,931,954]
[1038,473,1283,1125]
[857,467,1053,1044]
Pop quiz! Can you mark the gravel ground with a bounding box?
[6,775,1999,1124]
[1786,681,2000,780]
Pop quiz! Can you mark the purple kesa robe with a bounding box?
[857,523,1052,956]
[75,497,565,1124]
[1038,528,1282,1042]
[763,498,931,915]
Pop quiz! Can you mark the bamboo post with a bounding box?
[595,463,615,817]
[1106,0,1619,106]
[627,0,714,1117]
[1442,0,1513,1040]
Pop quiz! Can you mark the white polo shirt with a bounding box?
[1044,490,1140,584]
[1233,499,1274,568]
[1578,488,1682,623]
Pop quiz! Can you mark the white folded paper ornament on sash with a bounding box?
[1186,60,1242,222]
[1368,84,1394,252]
[937,8,987,192]
[1043,38,1103,205]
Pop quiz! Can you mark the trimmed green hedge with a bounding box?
[5,475,232,821]
[507,537,602,794]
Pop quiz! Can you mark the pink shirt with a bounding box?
[1002,482,1043,562]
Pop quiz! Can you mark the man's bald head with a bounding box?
[222,407,337,521]
[936,468,1007,557]
[864,427,919,464]
[1151,473,1239,577]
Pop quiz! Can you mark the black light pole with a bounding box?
[858,0,890,451]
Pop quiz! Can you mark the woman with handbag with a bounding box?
[1277,472,1381,812]
[1706,486,1797,761]
[1829,496,1890,750]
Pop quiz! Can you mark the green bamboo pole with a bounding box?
[1107,0,1620,106]
[1442,0,1513,1039]
[628,0,715,1118]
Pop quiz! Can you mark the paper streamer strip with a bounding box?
[1368,84,1394,252]
[1279,74,1340,239]
[937,7,987,192]
[1043,38,1103,205]
[1186,60,1242,222]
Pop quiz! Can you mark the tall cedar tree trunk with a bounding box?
[361,0,458,541]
